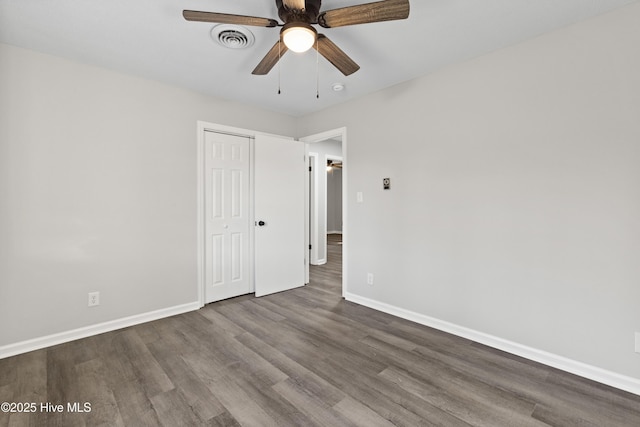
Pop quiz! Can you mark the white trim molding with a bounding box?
[345,292,640,396]
[0,302,200,359]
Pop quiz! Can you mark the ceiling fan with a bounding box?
[183,0,410,76]
[327,159,343,169]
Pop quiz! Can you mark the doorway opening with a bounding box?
[303,128,346,297]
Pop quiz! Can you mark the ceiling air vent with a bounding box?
[211,24,255,49]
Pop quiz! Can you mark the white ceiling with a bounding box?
[0,0,636,116]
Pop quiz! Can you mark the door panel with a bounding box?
[204,131,251,303]
[254,134,306,297]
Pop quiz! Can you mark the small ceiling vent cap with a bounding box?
[211,24,255,49]
[332,83,345,92]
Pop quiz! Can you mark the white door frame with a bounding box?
[301,127,348,298]
[196,121,298,306]
[307,152,319,268]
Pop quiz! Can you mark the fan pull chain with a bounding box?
[277,39,282,95]
[316,37,320,99]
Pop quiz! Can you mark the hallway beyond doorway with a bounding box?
[309,234,342,296]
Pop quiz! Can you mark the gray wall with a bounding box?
[297,3,640,380]
[327,167,342,234]
[0,43,296,347]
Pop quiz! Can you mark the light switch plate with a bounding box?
[357,192,363,203]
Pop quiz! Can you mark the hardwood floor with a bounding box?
[2,235,639,426]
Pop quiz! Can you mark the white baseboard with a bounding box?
[345,292,640,396]
[0,302,200,359]
[328,231,343,235]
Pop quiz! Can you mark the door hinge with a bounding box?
[309,166,312,172]
[309,244,312,250]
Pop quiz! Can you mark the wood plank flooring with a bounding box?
[2,235,640,426]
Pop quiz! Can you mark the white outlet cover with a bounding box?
[88,292,100,307]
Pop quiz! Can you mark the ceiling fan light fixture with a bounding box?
[282,22,317,53]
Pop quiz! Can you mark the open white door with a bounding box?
[254,134,306,297]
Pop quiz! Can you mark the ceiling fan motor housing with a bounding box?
[277,0,322,23]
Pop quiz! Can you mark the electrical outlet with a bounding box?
[635,332,640,353]
[367,273,374,285]
[88,292,100,307]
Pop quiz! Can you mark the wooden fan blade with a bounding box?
[183,10,278,28]
[252,40,289,75]
[317,0,409,28]
[283,0,306,10]
[313,34,360,76]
